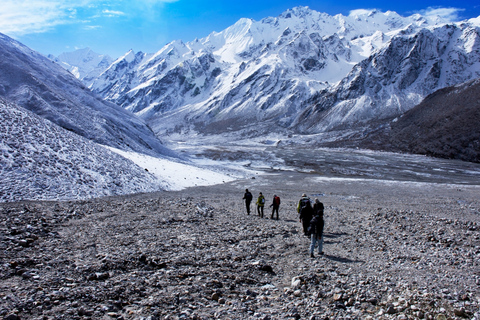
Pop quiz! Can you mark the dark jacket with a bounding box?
[271,196,281,208]
[313,201,324,216]
[298,197,313,221]
[243,191,252,202]
[308,215,324,237]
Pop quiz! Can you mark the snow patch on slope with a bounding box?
[106,147,243,191]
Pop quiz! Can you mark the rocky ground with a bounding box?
[1,171,479,320]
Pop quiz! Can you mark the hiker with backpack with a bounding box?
[297,193,313,236]
[308,198,325,257]
[243,189,253,215]
[269,194,281,220]
[256,192,265,218]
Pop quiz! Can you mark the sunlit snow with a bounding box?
[106,147,243,191]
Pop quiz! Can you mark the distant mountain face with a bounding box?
[49,48,113,88]
[81,6,480,140]
[297,22,480,133]
[357,79,480,163]
[0,33,175,158]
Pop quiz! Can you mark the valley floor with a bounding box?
[1,170,479,319]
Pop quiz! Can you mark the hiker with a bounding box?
[308,198,325,257]
[243,189,253,215]
[270,194,281,220]
[297,193,313,236]
[256,192,265,218]
[313,197,324,218]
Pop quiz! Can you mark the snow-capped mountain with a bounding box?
[0,32,174,158]
[49,48,113,87]
[296,21,480,132]
[87,6,480,140]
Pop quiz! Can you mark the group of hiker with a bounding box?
[242,189,281,220]
[242,189,325,257]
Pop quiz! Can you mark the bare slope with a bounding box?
[359,79,480,163]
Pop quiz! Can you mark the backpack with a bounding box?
[274,196,280,206]
[307,216,317,235]
[300,198,311,210]
[299,198,312,219]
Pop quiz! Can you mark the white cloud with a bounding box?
[0,0,179,37]
[102,10,126,17]
[418,7,465,21]
[347,7,466,23]
[348,9,377,16]
[0,0,91,36]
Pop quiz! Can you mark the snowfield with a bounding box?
[106,147,246,191]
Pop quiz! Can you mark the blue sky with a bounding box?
[1,0,479,58]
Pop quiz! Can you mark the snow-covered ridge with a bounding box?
[0,32,176,159]
[0,100,164,202]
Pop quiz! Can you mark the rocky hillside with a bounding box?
[0,99,166,202]
[356,79,480,163]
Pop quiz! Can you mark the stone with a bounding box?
[333,293,343,301]
[386,305,396,314]
[211,293,220,301]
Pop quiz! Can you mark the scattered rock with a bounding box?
[0,178,478,319]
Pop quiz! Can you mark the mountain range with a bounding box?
[62,6,480,149]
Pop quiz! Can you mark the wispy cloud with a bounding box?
[102,10,126,18]
[418,7,465,21]
[0,0,177,37]
[0,0,89,36]
[347,7,466,22]
[348,9,377,16]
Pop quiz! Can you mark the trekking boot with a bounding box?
[310,253,315,258]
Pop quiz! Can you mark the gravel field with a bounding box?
[1,168,479,320]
